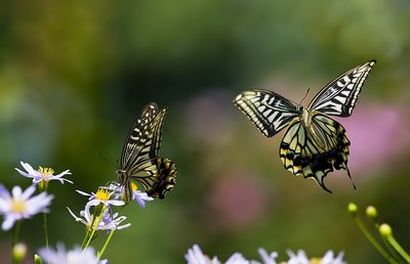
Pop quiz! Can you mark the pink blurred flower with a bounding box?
[337,103,410,175]
[206,169,271,229]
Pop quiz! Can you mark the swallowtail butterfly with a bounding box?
[233,60,376,192]
[116,103,177,201]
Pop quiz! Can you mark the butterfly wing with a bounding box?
[307,60,376,116]
[279,113,351,192]
[234,89,300,137]
[119,103,176,200]
[120,103,159,171]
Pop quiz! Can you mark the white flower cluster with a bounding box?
[185,245,346,264]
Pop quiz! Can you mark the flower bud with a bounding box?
[366,206,377,218]
[379,223,392,237]
[348,203,358,214]
[12,243,27,263]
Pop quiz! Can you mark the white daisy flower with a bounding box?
[319,251,346,264]
[185,244,220,264]
[286,250,346,264]
[76,188,125,208]
[0,185,54,230]
[225,253,250,264]
[251,248,278,264]
[15,161,73,187]
[38,244,107,264]
[67,206,131,231]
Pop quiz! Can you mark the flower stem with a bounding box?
[98,230,115,260]
[83,227,97,249]
[43,212,49,248]
[81,230,90,249]
[82,208,104,249]
[386,235,410,263]
[12,221,21,247]
[353,216,397,264]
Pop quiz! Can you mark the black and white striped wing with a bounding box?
[234,89,300,137]
[120,103,160,172]
[308,60,376,117]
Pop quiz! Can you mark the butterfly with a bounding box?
[116,103,177,202]
[233,60,376,192]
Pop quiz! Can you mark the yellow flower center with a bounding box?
[95,189,111,201]
[310,258,321,264]
[131,182,139,191]
[11,199,26,213]
[38,166,55,180]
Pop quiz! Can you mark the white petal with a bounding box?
[21,185,36,200]
[1,215,17,231]
[11,186,23,199]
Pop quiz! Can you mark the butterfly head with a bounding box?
[146,158,177,199]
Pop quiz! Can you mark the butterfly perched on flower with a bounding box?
[116,103,177,202]
[233,60,376,192]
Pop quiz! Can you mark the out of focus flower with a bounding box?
[185,244,220,264]
[38,244,107,264]
[253,248,278,264]
[225,253,249,264]
[185,245,345,264]
[76,188,124,208]
[67,206,130,231]
[286,250,345,264]
[340,104,410,174]
[0,185,53,230]
[207,169,270,229]
[15,161,73,188]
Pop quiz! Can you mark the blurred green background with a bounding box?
[1,0,410,263]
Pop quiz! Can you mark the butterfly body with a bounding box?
[234,60,375,192]
[116,103,177,202]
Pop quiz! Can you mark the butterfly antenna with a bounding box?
[99,152,118,169]
[346,166,357,190]
[298,88,311,106]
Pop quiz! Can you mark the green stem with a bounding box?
[43,213,49,248]
[82,207,104,249]
[12,221,21,247]
[353,216,397,264]
[386,235,410,263]
[81,229,90,248]
[83,227,97,249]
[98,230,115,260]
[12,221,22,264]
[381,236,404,263]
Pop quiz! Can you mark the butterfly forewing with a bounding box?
[308,60,376,116]
[120,103,159,170]
[234,89,300,137]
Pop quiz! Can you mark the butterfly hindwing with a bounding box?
[279,113,351,192]
[234,89,300,137]
[308,60,376,116]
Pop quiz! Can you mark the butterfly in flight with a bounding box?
[116,103,177,202]
[233,60,376,192]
